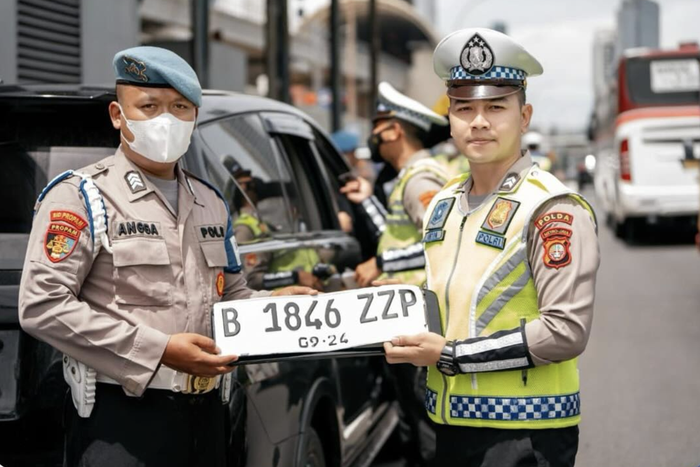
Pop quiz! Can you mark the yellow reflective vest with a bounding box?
[423,164,595,429]
[377,158,447,286]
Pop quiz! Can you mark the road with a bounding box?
[375,190,700,467]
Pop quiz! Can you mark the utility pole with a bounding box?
[191,0,210,88]
[266,0,290,103]
[369,0,379,117]
[330,0,341,131]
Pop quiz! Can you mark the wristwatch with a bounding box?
[436,341,459,376]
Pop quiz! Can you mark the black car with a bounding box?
[0,85,397,467]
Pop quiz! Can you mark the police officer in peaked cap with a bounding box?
[18,46,316,467]
[382,28,600,467]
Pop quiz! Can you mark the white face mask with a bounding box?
[119,104,195,164]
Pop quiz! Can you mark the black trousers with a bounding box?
[432,423,579,467]
[64,383,226,467]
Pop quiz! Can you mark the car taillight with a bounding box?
[619,139,631,181]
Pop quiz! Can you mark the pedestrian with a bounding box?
[18,46,315,467]
[341,82,449,288]
[383,28,601,467]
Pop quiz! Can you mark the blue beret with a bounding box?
[113,46,202,107]
[330,130,359,152]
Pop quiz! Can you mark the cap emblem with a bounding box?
[460,33,494,76]
[123,56,149,82]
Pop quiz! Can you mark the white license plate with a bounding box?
[212,285,429,359]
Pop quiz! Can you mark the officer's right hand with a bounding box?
[161,333,237,377]
[340,177,372,204]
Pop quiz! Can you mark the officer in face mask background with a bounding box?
[18,46,316,467]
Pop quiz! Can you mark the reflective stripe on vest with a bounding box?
[423,164,595,429]
[377,158,447,286]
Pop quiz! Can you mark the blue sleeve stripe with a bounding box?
[78,179,96,253]
[37,170,74,203]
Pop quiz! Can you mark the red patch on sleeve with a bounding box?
[419,190,439,208]
[541,227,572,269]
[535,212,573,231]
[50,211,87,230]
[44,223,80,263]
[216,272,225,297]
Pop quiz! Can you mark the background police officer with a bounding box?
[383,29,600,467]
[341,81,449,288]
[18,46,314,467]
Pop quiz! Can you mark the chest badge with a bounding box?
[427,198,455,230]
[481,197,520,235]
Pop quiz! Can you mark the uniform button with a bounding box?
[173,384,181,392]
[95,163,105,170]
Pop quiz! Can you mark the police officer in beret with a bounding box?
[383,29,600,466]
[18,46,315,467]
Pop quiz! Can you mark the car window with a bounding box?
[198,114,298,243]
[275,131,349,233]
[0,100,117,235]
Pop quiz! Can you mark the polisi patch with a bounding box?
[44,222,80,263]
[536,212,574,230]
[50,211,87,230]
[427,198,455,230]
[481,197,520,235]
[541,227,572,269]
[423,229,445,243]
[117,221,161,238]
[198,224,226,241]
[475,230,506,250]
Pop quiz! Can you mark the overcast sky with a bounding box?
[435,0,700,133]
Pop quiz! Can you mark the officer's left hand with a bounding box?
[355,257,381,288]
[383,332,447,367]
[272,286,319,296]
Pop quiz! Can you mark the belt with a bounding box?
[96,367,220,395]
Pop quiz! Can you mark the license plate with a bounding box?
[212,285,435,361]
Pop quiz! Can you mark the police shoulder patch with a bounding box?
[481,197,520,235]
[541,227,572,269]
[45,222,80,263]
[535,211,574,230]
[427,197,455,230]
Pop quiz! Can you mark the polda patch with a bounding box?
[535,212,574,231]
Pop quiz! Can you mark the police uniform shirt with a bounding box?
[458,153,600,365]
[401,149,447,229]
[19,148,270,396]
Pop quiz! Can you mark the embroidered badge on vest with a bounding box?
[475,230,506,250]
[216,272,225,297]
[535,212,574,230]
[125,171,147,194]
[116,221,161,238]
[481,197,520,235]
[423,229,445,243]
[541,227,572,269]
[197,224,226,241]
[427,198,455,230]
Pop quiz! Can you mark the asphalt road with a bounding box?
[375,190,700,467]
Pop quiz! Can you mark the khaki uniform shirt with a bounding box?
[458,154,600,365]
[19,149,268,396]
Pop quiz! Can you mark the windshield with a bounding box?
[626,55,700,107]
